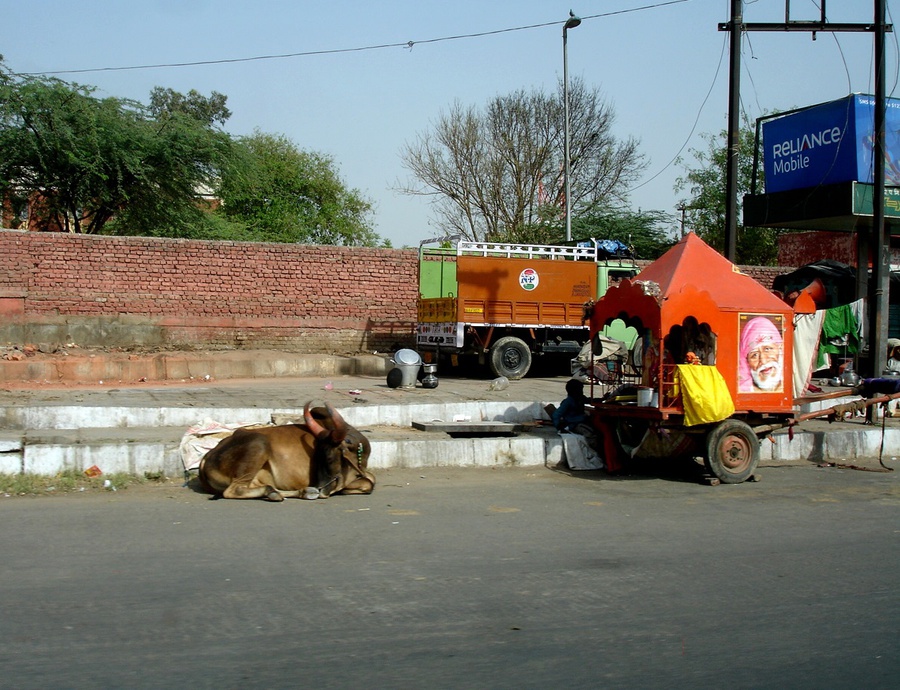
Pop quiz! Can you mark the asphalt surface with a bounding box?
[2,360,897,687]
[1,464,897,689]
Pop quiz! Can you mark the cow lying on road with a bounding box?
[198,403,375,501]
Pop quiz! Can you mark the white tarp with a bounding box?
[179,418,265,471]
[559,431,604,470]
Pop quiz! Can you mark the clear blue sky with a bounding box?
[5,1,896,247]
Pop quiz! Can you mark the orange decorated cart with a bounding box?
[585,233,818,483]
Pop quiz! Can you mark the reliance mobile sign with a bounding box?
[763,94,900,194]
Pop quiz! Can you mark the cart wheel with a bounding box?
[704,419,759,484]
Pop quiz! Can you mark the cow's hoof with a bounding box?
[266,490,285,502]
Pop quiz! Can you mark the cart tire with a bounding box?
[489,336,532,380]
[704,419,759,484]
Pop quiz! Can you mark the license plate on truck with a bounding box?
[416,322,464,347]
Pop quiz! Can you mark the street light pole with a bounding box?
[563,11,581,243]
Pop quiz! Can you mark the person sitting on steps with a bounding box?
[552,379,600,450]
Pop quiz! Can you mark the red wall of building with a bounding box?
[778,229,900,268]
[778,231,859,267]
[0,230,419,353]
[0,230,792,354]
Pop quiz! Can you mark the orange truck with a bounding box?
[416,240,638,379]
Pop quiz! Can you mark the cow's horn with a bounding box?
[303,402,348,444]
[325,403,348,443]
[304,403,329,440]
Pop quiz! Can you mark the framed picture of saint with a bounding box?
[738,314,784,393]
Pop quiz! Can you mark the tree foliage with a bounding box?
[215,131,379,246]
[0,59,382,246]
[675,125,781,265]
[574,207,676,261]
[399,78,646,243]
[148,86,231,127]
[0,60,232,235]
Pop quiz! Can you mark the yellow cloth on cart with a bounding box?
[675,365,735,427]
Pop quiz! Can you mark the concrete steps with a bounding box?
[1,374,897,478]
[0,400,566,477]
[0,351,391,385]
[3,398,898,478]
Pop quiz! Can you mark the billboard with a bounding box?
[762,94,900,194]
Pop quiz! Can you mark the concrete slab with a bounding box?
[411,420,522,435]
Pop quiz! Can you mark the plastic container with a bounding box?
[489,376,509,391]
[637,387,653,406]
[391,348,422,388]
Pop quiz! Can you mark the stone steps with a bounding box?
[0,351,391,385]
[2,399,897,477]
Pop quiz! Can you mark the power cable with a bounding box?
[626,31,728,194]
[887,0,900,96]
[21,0,691,77]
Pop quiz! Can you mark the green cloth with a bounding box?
[817,304,859,368]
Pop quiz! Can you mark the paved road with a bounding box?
[1,464,897,689]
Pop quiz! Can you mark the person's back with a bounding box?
[553,379,589,431]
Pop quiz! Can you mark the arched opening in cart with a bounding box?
[658,316,718,407]
[577,315,647,395]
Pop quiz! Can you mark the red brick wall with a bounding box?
[778,231,858,267]
[0,230,419,353]
[778,230,900,268]
[635,260,790,290]
[0,230,794,353]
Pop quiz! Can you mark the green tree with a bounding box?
[216,131,380,246]
[574,207,676,260]
[399,78,646,243]
[148,86,231,126]
[675,125,781,265]
[0,60,232,236]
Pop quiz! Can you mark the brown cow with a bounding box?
[198,403,375,501]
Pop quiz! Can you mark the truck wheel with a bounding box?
[704,419,759,484]
[489,336,532,380]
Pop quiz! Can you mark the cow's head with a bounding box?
[304,403,374,497]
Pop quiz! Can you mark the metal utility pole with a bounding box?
[719,0,892,375]
[872,0,889,374]
[563,11,581,243]
[723,0,743,262]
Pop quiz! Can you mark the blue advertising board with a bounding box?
[762,94,900,194]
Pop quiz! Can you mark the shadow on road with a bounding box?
[547,455,711,485]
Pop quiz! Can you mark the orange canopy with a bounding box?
[589,233,794,413]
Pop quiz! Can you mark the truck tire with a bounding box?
[489,336,532,380]
[704,419,759,484]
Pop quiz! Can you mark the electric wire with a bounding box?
[626,31,729,196]
[21,0,691,77]
[887,1,900,96]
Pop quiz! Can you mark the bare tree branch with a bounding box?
[399,78,646,242]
